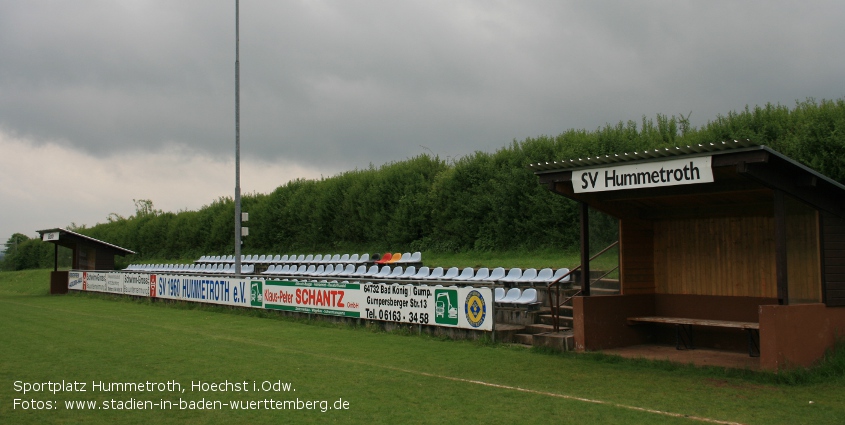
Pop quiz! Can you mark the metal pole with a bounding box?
[234,0,242,277]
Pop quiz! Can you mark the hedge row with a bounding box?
[4,98,844,268]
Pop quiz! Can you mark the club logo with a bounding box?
[464,290,486,328]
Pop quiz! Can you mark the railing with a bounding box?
[546,241,619,332]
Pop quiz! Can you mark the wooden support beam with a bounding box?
[580,202,591,296]
[774,190,788,305]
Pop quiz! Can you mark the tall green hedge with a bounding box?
[6,98,845,269]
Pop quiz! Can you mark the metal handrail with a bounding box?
[546,241,619,332]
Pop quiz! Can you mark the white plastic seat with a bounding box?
[313,265,327,276]
[304,254,314,263]
[454,267,475,280]
[397,252,413,263]
[494,287,507,302]
[468,268,489,281]
[499,268,523,283]
[512,288,539,304]
[295,254,305,263]
[278,254,288,263]
[551,268,572,283]
[350,265,368,277]
[399,266,417,279]
[532,268,555,284]
[332,264,353,277]
[517,268,538,284]
[357,253,369,264]
[484,267,506,282]
[373,266,392,279]
[362,265,381,277]
[313,254,324,263]
[498,288,521,303]
[442,267,460,280]
[262,265,277,275]
[329,254,341,263]
[411,266,430,280]
[407,252,422,263]
[386,266,404,279]
[271,255,282,263]
[425,267,445,280]
[339,254,350,263]
[348,254,360,264]
[327,264,342,276]
[243,264,255,274]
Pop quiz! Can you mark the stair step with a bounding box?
[514,333,534,345]
[525,323,557,334]
[539,314,575,326]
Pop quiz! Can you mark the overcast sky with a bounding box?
[2,1,844,248]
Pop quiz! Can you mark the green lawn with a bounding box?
[2,270,843,424]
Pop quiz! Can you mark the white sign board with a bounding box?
[572,156,713,193]
[41,232,60,242]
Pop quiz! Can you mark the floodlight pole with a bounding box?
[234,0,242,277]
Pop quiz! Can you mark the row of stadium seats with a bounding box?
[122,263,570,287]
[124,263,256,274]
[194,252,423,265]
[261,264,570,286]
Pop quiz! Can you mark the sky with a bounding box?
[1,1,844,248]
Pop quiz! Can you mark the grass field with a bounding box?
[2,270,844,424]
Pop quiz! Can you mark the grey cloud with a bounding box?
[1,1,844,172]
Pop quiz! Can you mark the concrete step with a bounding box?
[525,323,557,334]
[514,333,534,345]
[532,330,575,351]
[494,323,526,343]
[550,304,574,315]
[539,314,575,326]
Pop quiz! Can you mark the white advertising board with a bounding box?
[262,280,362,317]
[67,272,494,331]
[572,156,714,193]
[361,283,493,331]
[153,274,256,308]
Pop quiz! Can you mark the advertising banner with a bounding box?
[68,271,84,291]
[67,271,493,331]
[154,274,255,308]
[81,271,110,293]
[122,273,154,297]
[361,283,493,331]
[262,280,361,317]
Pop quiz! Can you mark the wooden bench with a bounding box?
[627,316,760,357]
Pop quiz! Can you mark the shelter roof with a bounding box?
[531,141,845,220]
[36,228,135,256]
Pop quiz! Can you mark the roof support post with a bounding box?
[774,189,789,305]
[580,201,591,296]
[53,243,58,272]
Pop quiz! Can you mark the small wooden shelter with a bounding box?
[531,140,845,370]
[37,228,135,294]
